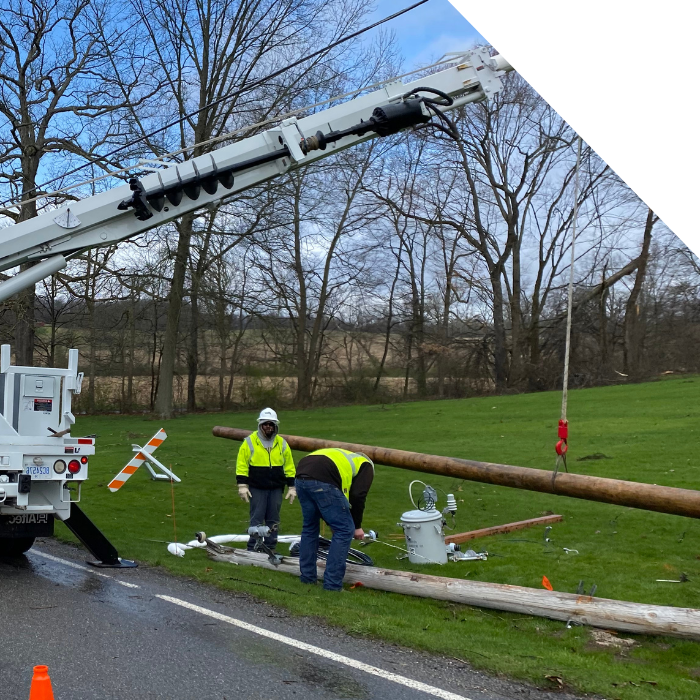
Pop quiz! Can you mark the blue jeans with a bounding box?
[295,478,355,591]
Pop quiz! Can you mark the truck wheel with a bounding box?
[0,537,36,556]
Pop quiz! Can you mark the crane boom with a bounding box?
[0,48,512,300]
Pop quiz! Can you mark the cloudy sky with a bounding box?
[366,0,486,68]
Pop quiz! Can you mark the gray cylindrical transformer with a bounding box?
[399,509,447,564]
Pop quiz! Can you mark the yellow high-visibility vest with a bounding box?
[236,432,294,479]
[308,448,369,498]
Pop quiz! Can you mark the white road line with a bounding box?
[158,594,473,700]
[32,550,140,588]
[34,550,471,699]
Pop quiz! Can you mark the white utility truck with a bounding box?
[0,48,512,564]
[0,345,117,561]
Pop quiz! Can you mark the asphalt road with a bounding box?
[0,539,586,700]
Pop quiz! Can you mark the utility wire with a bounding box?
[3,0,432,210]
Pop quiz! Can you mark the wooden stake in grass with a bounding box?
[445,515,563,545]
[170,468,177,545]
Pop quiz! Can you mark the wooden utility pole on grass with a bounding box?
[213,427,700,520]
[207,546,700,640]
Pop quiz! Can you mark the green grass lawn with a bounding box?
[59,377,700,699]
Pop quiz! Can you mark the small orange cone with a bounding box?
[28,665,54,700]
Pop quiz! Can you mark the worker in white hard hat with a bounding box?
[236,408,296,552]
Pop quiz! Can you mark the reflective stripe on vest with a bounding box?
[309,448,365,498]
[340,450,358,477]
[245,436,255,460]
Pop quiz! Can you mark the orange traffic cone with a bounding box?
[28,665,54,700]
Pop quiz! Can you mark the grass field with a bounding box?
[59,376,700,699]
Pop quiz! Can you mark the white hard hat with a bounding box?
[257,407,279,424]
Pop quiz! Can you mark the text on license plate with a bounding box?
[24,466,50,476]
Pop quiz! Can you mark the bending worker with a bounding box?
[236,408,296,552]
[295,448,374,591]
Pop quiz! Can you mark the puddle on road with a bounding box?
[236,639,370,699]
[4,552,149,617]
[296,659,371,699]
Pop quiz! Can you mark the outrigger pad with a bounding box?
[64,502,138,568]
[88,558,138,569]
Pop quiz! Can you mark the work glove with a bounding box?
[285,486,297,505]
[238,484,251,503]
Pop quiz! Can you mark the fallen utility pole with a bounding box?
[212,428,700,519]
[444,515,563,545]
[206,545,700,640]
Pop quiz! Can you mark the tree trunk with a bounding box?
[291,182,311,408]
[48,276,58,368]
[127,299,136,412]
[599,266,610,371]
[508,229,524,388]
[490,272,508,391]
[414,254,428,397]
[403,332,413,399]
[219,339,227,411]
[14,268,36,366]
[87,298,96,414]
[527,311,541,391]
[150,298,160,411]
[187,292,199,412]
[155,214,194,418]
[623,208,655,378]
[120,341,126,413]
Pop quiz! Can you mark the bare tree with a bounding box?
[622,207,657,377]
[253,142,381,406]
[0,0,157,363]
[129,0,374,417]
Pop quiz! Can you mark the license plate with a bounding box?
[0,513,54,537]
[24,465,51,478]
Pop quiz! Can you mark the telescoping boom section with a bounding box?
[0,48,512,302]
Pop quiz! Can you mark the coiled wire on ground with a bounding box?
[288,537,373,566]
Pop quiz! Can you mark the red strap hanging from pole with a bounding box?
[553,419,569,483]
[555,419,568,456]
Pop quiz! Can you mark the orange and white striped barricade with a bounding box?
[108,428,180,492]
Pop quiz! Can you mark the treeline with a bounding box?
[0,0,697,416]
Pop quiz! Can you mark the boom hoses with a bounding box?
[299,88,454,155]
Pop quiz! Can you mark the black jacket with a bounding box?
[295,454,374,528]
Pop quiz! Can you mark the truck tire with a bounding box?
[0,537,35,556]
